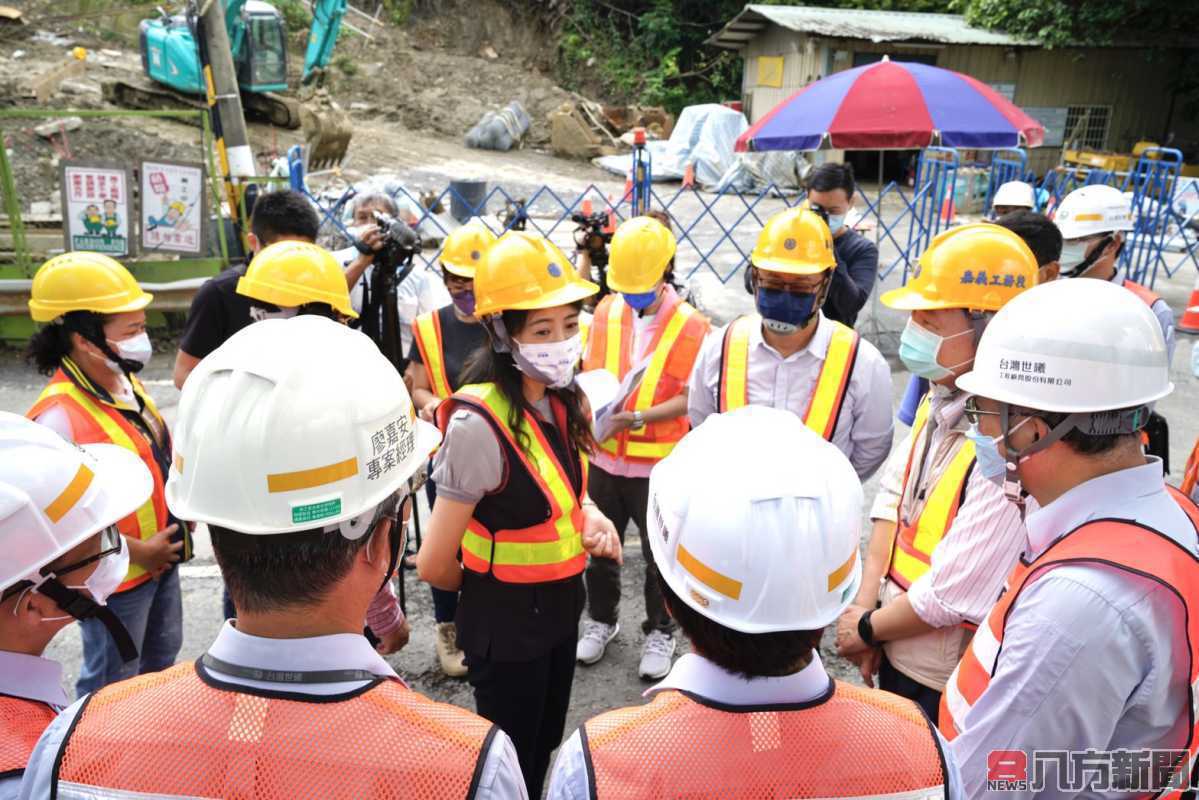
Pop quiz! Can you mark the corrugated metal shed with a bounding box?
[708,4,1038,49]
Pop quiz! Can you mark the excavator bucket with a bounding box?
[299,88,353,172]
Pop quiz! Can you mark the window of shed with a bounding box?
[1064,106,1111,150]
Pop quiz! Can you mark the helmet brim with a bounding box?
[955,370,1174,413]
[28,292,154,323]
[441,262,476,279]
[750,257,834,276]
[476,279,599,317]
[879,285,962,312]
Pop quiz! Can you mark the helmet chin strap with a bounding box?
[63,314,144,375]
[482,315,578,390]
[33,578,139,662]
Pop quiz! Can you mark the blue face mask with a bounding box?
[755,287,820,334]
[826,214,846,235]
[622,288,659,311]
[965,419,1031,487]
[898,318,972,382]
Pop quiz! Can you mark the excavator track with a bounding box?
[101,77,302,130]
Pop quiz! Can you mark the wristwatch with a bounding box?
[858,609,879,647]
[632,411,645,429]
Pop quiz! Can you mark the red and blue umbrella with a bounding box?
[736,57,1044,152]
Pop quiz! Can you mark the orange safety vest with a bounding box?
[583,682,948,799]
[27,358,173,592]
[1123,278,1162,308]
[53,661,494,799]
[438,382,588,584]
[582,292,709,465]
[1182,440,1199,499]
[717,315,859,441]
[940,489,1199,796]
[887,396,976,591]
[0,695,57,780]
[413,310,453,400]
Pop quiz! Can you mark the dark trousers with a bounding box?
[879,653,942,722]
[468,637,576,800]
[584,466,673,634]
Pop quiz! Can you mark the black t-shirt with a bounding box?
[405,304,488,391]
[179,266,254,359]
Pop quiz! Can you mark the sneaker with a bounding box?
[435,622,468,678]
[638,630,676,680]
[576,620,619,665]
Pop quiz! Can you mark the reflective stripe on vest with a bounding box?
[940,489,1199,797]
[1123,279,1161,308]
[887,396,976,591]
[0,695,57,779]
[450,383,587,584]
[27,367,168,592]
[413,310,453,399]
[583,684,948,800]
[718,315,859,441]
[590,294,709,465]
[1182,439,1199,500]
[53,662,494,799]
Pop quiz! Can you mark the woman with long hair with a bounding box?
[417,231,621,799]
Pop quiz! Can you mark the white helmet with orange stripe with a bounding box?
[0,412,151,659]
[647,405,863,633]
[166,315,442,536]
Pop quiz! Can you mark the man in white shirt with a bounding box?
[21,317,526,800]
[688,206,892,479]
[549,406,962,799]
[941,278,1199,799]
[835,224,1039,721]
[0,413,151,799]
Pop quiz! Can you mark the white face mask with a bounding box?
[515,333,582,389]
[107,331,153,368]
[1059,240,1090,273]
[35,537,129,622]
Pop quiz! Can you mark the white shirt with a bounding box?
[547,652,962,800]
[19,622,527,800]
[340,249,451,356]
[688,312,894,479]
[950,458,1198,799]
[872,389,1031,627]
[0,652,67,800]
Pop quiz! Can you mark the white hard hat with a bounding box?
[647,406,863,634]
[0,412,152,593]
[992,181,1035,209]
[1054,184,1134,240]
[957,278,1171,413]
[166,316,442,535]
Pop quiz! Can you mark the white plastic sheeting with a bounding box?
[595,104,749,190]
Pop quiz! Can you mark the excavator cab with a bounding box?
[237,1,288,93]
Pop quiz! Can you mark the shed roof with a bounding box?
[708,4,1039,49]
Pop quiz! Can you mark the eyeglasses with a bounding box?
[1,525,123,602]
[755,274,828,294]
[963,396,1037,429]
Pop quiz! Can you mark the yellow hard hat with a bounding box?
[750,206,836,275]
[29,252,153,323]
[440,220,498,279]
[236,241,358,319]
[607,216,677,294]
[881,223,1038,312]
[473,231,598,317]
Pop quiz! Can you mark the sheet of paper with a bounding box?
[589,363,649,443]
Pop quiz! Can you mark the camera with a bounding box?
[357,211,421,371]
[368,210,420,270]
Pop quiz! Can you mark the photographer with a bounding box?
[805,163,879,328]
[339,193,449,362]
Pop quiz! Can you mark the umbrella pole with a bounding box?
[876,150,884,247]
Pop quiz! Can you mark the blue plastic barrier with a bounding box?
[983,148,1029,214]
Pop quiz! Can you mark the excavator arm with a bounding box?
[302,0,347,84]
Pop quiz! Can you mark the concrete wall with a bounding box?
[739,25,1198,178]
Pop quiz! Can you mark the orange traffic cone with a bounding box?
[940,197,956,224]
[1178,276,1199,334]
[683,163,696,190]
[621,173,634,205]
[581,198,593,216]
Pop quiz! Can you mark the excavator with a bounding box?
[104,0,352,167]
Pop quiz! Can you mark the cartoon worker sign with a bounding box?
[60,162,133,256]
[141,160,206,255]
